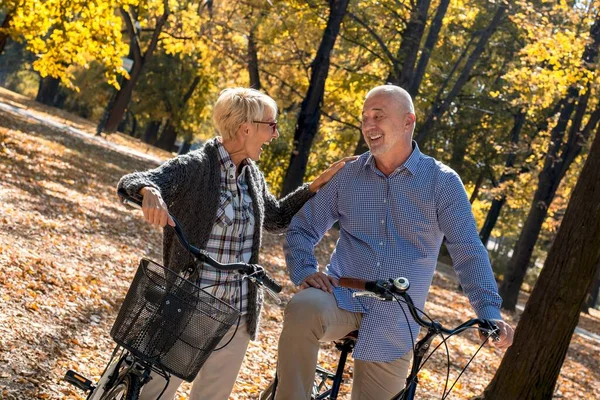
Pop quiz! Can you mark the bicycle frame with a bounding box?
[337,277,499,400]
[65,190,283,399]
[86,346,163,400]
[391,326,438,400]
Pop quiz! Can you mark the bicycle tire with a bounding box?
[99,370,141,400]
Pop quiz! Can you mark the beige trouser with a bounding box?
[275,288,411,400]
[139,321,250,400]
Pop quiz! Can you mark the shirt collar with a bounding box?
[215,138,235,170]
[403,141,421,175]
[363,141,421,176]
[214,137,251,171]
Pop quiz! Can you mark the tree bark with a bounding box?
[155,119,177,151]
[449,130,469,176]
[102,4,170,134]
[469,169,485,204]
[408,0,450,98]
[386,0,431,88]
[248,26,262,90]
[479,111,526,246]
[142,120,161,144]
[281,0,350,196]
[35,75,65,107]
[500,16,600,310]
[179,140,192,155]
[354,0,448,156]
[478,117,600,400]
[181,76,200,106]
[0,13,13,55]
[415,3,507,144]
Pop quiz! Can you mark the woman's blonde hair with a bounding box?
[213,87,278,140]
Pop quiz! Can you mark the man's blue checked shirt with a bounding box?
[284,143,502,362]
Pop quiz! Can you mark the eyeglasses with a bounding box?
[252,120,278,134]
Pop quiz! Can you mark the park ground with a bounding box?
[0,87,599,399]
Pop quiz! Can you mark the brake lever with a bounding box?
[480,320,501,342]
[488,328,501,342]
[245,266,282,305]
[262,285,282,305]
[352,291,393,301]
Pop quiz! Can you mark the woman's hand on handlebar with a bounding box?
[480,319,514,349]
[139,187,175,227]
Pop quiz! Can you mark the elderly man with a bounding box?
[274,85,514,399]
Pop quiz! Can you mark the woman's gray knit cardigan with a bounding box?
[118,138,313,340]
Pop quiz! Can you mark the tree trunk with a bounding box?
[155,119,178,151]
[248,27,262,90]
[478,117,600,400]
[35,76,65,107]
[415,3,507,144]
[181,76,201,106]
[480,195,506,246]
[469,169,485,204]
[500,17,600,310]
[129,114,138,137]
[408,0,450,98]
[354,0,448,156]
[142,120,161,144]
[386,0,431,87]
[102,5,169,134]
[479,111,526,246]
[281,0,350,196]
[0,13,13,55]
[449,130,469,176]
[178,140,192,155]
[582,262,600,314]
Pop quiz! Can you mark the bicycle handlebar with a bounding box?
[117,188,282,294]
[339,277,498,338]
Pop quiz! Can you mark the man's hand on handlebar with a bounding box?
[480,319,514,349]
[299,272,339,293]
[140,187,175,227]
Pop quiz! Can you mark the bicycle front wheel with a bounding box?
[99,372,141,400]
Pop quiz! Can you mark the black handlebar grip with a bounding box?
[261,273,282,294]
[117,188,143,207]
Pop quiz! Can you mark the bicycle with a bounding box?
[261,277,499,400]
[63,190,282,400]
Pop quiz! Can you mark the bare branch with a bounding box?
[347,11,397,64]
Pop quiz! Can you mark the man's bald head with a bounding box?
[365,85,415,115]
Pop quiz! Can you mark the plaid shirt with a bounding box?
[197,140,254,315]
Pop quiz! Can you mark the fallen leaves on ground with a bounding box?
[0,98,598,400]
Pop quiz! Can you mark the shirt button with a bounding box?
[380,219,384,224]
[377,262,381,267]
[383,199,387,203]
[379,241,383,246]
[229,175,234,178]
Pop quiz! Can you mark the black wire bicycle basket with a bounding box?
[110,258,241,382]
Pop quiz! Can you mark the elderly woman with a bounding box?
[118,87,352,400]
